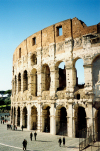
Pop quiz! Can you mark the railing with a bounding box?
[79,126,93,151]
[79,126,100,151]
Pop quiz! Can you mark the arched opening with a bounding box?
[23,70,28,91]
[42,64,50,91]
[75,58,85,88]
[22,107,27,128]
[56,107,67,136]
[15,76,17,94]
[31,54,37,65]
[95,107,100,141]
[55,61,66,91]
[30,106,37,130]
[31,69,37,96]
[18,73,21,92]
[92,55,100,93]
[75,106,87,138]
[17,107,20,126]
[42,106,50,132]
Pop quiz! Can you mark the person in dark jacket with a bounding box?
[34,131,37,141]
[58,137,62,147]
[21,125,24,131]
[22,139,27,150]
[30,132,33,141]
[63,137,65,146]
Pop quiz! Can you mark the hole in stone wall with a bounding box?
[19,48,21,58]
[56,26,63,36]
[32,37,36,46]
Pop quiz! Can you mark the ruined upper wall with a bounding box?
[13,17,99,64]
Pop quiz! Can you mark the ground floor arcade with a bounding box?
[11,100,100,138]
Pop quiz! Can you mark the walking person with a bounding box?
[30,132,33,141]
[58,137,62,147]
[63,137,65,146]
[22,139,27,150]
[34,131,37,141]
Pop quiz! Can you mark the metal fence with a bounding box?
[79,126,100,151]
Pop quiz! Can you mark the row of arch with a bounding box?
[11,105,100,138]
[13,54,100,96]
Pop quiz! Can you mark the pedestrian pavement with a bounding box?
[0,122,79,151]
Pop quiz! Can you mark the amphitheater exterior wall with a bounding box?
[11,17,100,137]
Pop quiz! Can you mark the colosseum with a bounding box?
[11,17,100,138]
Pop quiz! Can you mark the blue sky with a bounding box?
[0,0,100,90]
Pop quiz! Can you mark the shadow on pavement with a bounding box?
[35,140,52,142]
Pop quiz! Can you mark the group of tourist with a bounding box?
[22,131,37,150]
[58,137,65,147]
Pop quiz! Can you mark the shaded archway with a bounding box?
[22,107,27,128]
[75,106,87,138]
[18,73,21,92]
[42,64,50,91]
[23,70,28,91]
[55,61,66,91]
[31,53,37,65]
[31,69,37,96]
[15,75,17,94]
[30,106,37,130]
[95,107,100,141]
[17,107,20,126]
[56,106,67,136]
[42,106,50,132]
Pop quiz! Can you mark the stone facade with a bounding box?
[11,17,100,138]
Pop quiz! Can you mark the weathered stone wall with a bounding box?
[11,17,100,137]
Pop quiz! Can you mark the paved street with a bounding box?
[0,121,79,151]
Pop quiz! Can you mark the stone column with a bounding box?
[86,99,93,127]
[20,108,23,128]
[37,47,42,96]
[37,103,42,132]
[27,104,31,130]
[67,99,73,137]
[28,73,31,95]
[84,64,93,91]
[50,103,56,134]
[37,68,42,96]
[66,65,75,98]
[50,65,56,98]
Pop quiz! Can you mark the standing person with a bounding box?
[30,132,33,141]
[34,131,37,141]
[58,137,62,147]
[22,139,27,150]
[21,125,23,131]
[63,137,65,146]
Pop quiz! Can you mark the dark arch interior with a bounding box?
[97,108,100,141]
[17,107,20,126]
[43,106,50,132]
[23,107,27,128]
[56,107,67,136]
[75,107,87,138]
